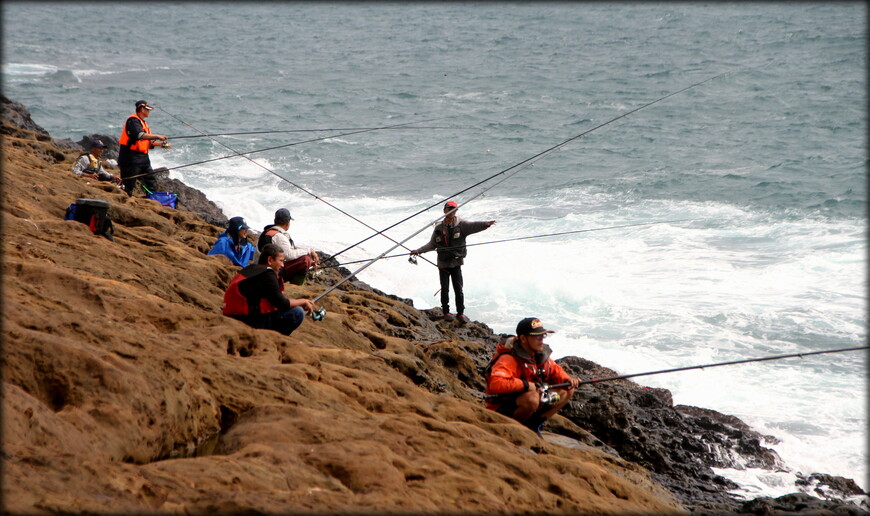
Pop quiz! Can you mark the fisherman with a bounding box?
[222,243,315,335]
[410,200,495,324]
[208,216,257,267]
[484,317,580,437]
[71,139,121,185]
[118,100,170,196]
[257,208,320,284]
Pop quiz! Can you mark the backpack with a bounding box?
[65,198,114,241]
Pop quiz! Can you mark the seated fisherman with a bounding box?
[222,244,315,335]
[485,317,580,437]
[257,208,319,283]
[71,139,121,185]
[208,216,256,267]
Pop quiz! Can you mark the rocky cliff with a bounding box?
[2,97,865,515]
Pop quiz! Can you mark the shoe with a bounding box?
[456,314,470,325]
[524,415,547,438]
[443,312,455,322]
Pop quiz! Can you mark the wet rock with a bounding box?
[152,167,228,227]
[739,493,868,515]
[1,94,50,136]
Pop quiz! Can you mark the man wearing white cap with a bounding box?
[118,100,169,195]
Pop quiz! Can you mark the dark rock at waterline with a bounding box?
[0,94,50,136]
[555,355,789,510]
[739,492,868,515]
[151,167,228,227]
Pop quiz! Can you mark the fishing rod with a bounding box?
[170,126,452,139]
[321,218,697,270]
[152,105,440,271]
[326,72,729,262]
[123,117,445,181]
[313,73,728,311]
[483,346,869,398]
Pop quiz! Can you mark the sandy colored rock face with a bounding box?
[2,121,684,514]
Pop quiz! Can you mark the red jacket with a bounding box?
[484,336,572,411]
[222,264,287,316]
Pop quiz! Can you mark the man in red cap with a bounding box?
[411,200,494,324]
[484,317,580,437]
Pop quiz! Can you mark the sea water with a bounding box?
[4,3,866,497]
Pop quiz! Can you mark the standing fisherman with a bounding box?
[118,100,170,196]
[411,201,495,324]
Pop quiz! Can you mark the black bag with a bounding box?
[65,198,114,241]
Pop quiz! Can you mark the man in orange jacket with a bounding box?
[485,317,580,436]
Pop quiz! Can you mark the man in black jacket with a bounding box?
[222,244,315,335]
[411,200,495,324]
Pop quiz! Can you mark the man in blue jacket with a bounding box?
[208,216,256,267]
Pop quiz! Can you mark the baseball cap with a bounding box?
[228,216,249,230]
[444,200,458,209]
[516,317,555,336]
[135,100,153,111]
[274,208,294,224]
[90,139,108,148]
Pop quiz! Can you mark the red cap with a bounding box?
[445,200,458,209]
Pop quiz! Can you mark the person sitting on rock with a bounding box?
[71,139,121,185]
[484,317,580,437]
[208,216,256,267]
[256,207,319,284]
[222,243,315,335]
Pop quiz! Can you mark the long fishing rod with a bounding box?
[123,117,444,181]
[313,73,727,309]
[170,126,452,139]
[484,346,869,398]
[152,105,440,270]
[322,218,696,270]
[327,72,728,262]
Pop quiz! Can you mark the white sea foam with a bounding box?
[2,62,58,76]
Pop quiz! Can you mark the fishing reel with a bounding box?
[539,384,561,405]
[408,254,418,265]
[312,307,326,321]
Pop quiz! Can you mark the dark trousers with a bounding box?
[120,159,158,196]
[439,266,464,315]
[233,307,306,336]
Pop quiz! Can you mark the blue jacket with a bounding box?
[208,231,256,267]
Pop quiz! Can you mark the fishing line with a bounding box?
[321,218,697,270]
[123,117,444,180]
[315,73,728,308]
[327,71,729,262]
[170,126,453,139]
[151,105,440,269]
[484,346,869,398]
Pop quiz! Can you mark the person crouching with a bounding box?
[222,243,315,335]
[485,317,580,437]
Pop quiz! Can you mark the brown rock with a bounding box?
[2,108,685,514]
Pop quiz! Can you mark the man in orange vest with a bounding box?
[485,317,580,437]
[118,100,170,195]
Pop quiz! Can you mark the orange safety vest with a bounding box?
[118,114,152,154]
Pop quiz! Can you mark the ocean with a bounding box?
[4,2,866,498]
